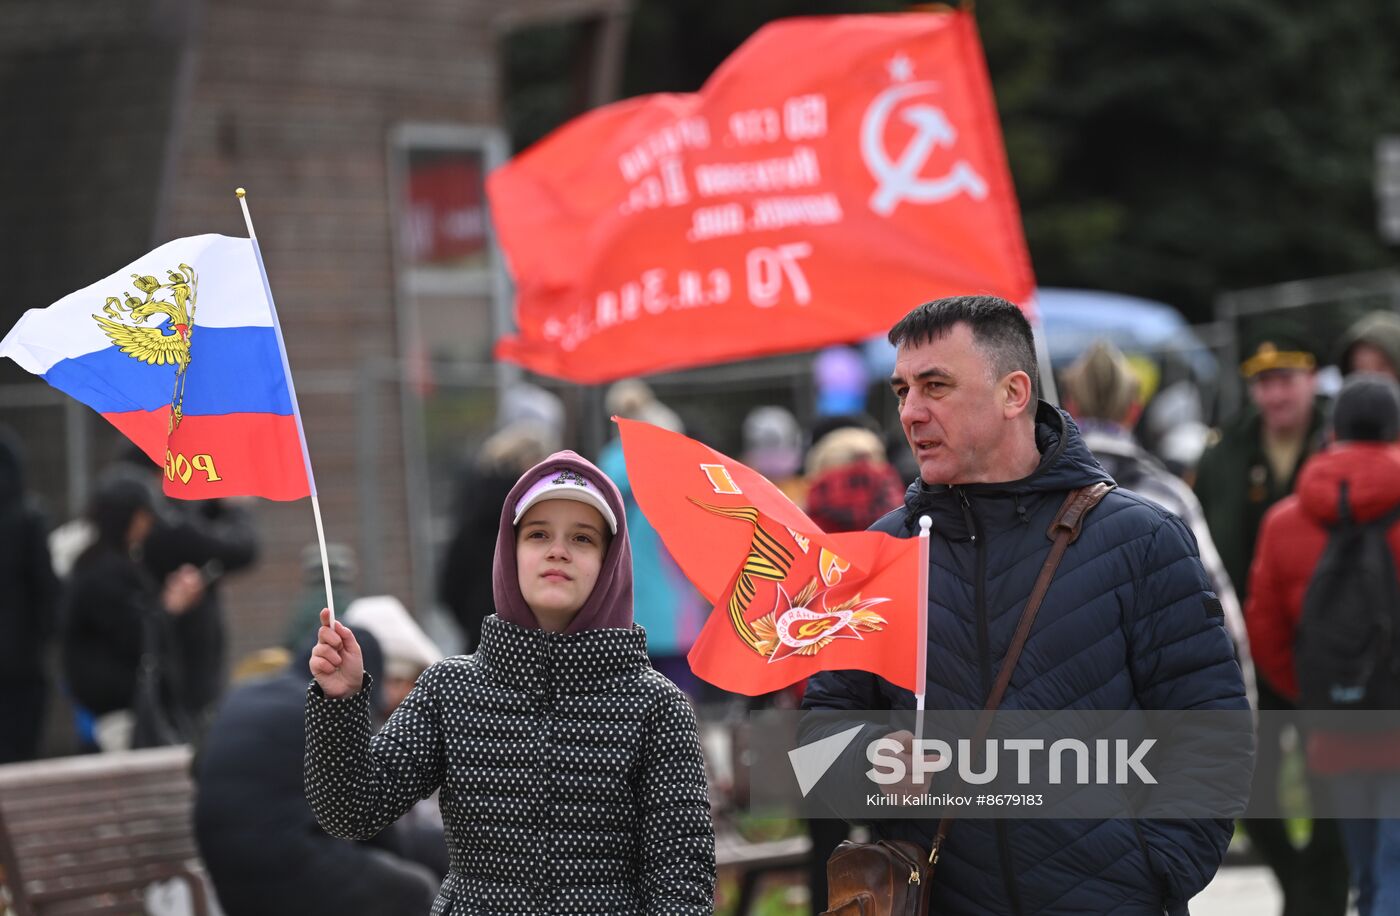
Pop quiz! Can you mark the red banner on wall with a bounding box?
[488,10,1035,383]
[403,152,487,267]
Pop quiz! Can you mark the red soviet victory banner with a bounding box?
[488,10,1034,383]
[617,418,919,695]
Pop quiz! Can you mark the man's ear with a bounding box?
[1002,370,1034,419]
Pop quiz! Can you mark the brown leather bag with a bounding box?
[820,483,1114,916]
[823,838,935,915]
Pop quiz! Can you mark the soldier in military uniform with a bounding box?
[1194,328,1347,916]
[1196,332,1327,593]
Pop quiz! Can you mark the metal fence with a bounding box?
[1214,269,1400,418]
[0,384,94,522]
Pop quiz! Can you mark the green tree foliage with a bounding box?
[988,0,1400,319]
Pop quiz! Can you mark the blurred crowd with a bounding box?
[4,306,1400,914]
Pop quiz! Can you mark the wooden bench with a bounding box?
[701,716,814,915]
[715,832,812,913]
[0,746,210,916]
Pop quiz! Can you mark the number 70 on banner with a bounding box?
[746,242,812,308]
[595,241,813,318]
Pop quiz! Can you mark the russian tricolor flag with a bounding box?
[1,234,312,500]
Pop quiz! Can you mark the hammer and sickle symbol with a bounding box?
[861,81,990,215]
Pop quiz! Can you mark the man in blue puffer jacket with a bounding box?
[802,296,1250,915]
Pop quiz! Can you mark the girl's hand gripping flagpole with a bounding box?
[234,187,336,626]
[915,515,931,745]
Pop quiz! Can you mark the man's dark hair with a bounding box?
[887,295,1040,403]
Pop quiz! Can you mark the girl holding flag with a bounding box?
[304,451,716,915]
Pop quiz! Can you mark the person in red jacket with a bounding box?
[1246,372,1400,916]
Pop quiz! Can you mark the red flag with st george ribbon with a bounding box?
[617,418,920,695]
[488,10,1034,383]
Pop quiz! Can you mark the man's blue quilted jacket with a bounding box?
[802,403,1250,916]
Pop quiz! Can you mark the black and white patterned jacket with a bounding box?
[305,615,716,915]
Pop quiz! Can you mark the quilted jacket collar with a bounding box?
[900,401,1113,539]
[475,614,651,695]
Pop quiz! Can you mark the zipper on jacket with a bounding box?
[1131,818,1171,904]
[959,485,1023,916]
[956,487,990,698]
[996,819,1024,915]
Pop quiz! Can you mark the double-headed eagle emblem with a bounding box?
[92,264,198,432]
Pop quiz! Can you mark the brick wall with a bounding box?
[2,0,618,695]
[161,0,517,666]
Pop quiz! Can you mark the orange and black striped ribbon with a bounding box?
[691,500,794,651]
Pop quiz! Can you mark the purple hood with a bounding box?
[491,450,634,632]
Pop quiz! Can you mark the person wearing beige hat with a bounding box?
[1338,311,1400,380]
[1061,341,1253,698]
[804,426,888,478]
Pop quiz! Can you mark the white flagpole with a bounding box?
[915,515,931,746]
[234,187,337,626]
